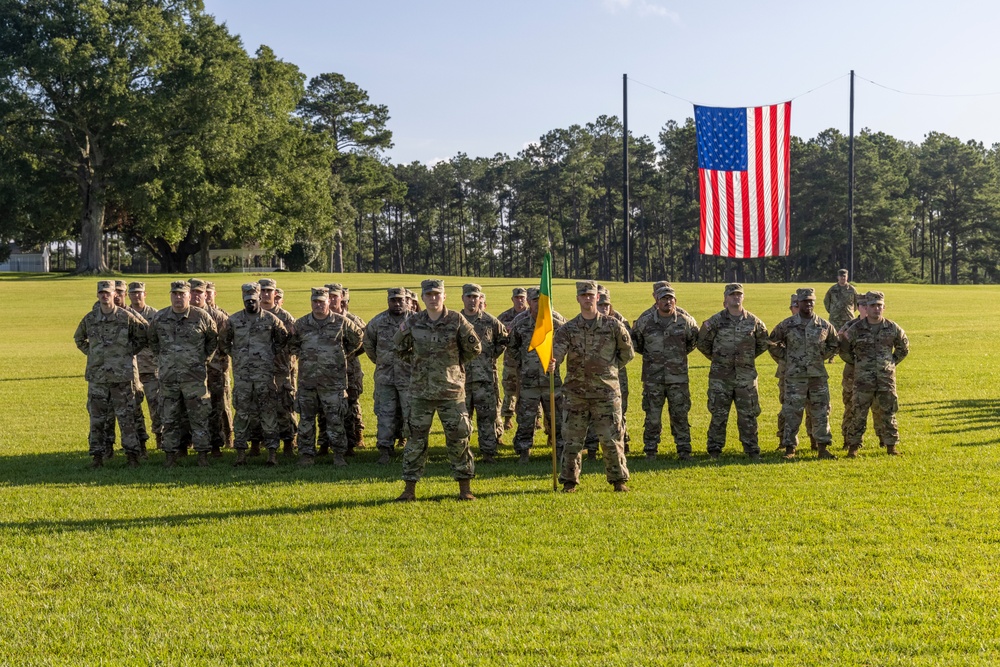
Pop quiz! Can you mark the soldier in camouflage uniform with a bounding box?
[696,283,770,459]
[74,280,148,468]
[584,286,633,458]
[189,278,231,457]
[259,279,297,455]
[291,287,364,467]
[507,286,567,463]
[840,291,909,457]
[330,284,367,454]
[769,288,840,460]
[497,287,529,432]
[631,284,700,461]
[551,281,635,493]
[823,269,859,335]
[838,294,885,450]
[128,282,160,453]
[771,293,817,452]
[219,283,289,466]
[393,279,481,502]
[363,287,413,464]
[148,281,219,467]
[460,283,509,463]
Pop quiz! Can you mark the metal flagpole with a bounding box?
[549,371,557,491]
[622,73,631,283]
[848,69,855,277]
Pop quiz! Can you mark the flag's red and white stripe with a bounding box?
[699,102,790,258]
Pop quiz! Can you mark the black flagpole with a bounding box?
[848,69,855,278]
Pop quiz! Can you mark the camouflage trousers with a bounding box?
[500,364,519,419]
[402,397,474,482]
[88,381,139,456]
[298,387,348,456]
[842,367,886,443]
[232,379,280,451]
[586,375,629,452]
[640,381,692,455]
[780,377,832,450]
[466,381,502,456]
[373,382,410,450]
[101,376,148,452]
[160,380,212,453]
[345,387,365,447]
[514,385,564,453]
[207,367,233,448]
[846,389,900,448]
[560,392,629,486]
[138,372,161,435]
[706,378,761,455]
[777,375,815,448]
[275,371,298,440]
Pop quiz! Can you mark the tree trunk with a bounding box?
[333,229,344,273]
[76,164,109,274]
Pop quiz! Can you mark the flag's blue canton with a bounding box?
[695,106,748,171]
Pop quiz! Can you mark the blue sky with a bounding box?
[203,0,1000,164]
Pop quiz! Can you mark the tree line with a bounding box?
[3,1,999,283]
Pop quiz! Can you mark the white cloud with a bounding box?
[601,0,680,22]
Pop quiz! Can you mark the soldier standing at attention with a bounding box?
[497,287,528,433]
[147,281,218,467]
[331,284,367,455]
[393,279,481,502]
[550,281,635,493]
[363,287,413,465]
[74,280,148,468]
[292,287,364,467]
[219,283,289,466]
[584,286,634,459]
[838,294,884,450]
[769,288,840,460]
[631,284,700,461]
[771,293,815,452]
[459,283,509,463]
[840,291,909,457]
[823,269,859,350]
[189,278,230,458]
[507,287,567,464]
[128,282,161,452]
[696,283,770,460]
[259,279,297,456]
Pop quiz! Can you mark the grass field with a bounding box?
[1,271,999,665]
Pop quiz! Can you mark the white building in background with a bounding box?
[0,244,50,272]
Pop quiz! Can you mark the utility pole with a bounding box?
[848,69,855,277]
[622,73,631,283]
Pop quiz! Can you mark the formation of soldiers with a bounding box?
[73,269,909,499]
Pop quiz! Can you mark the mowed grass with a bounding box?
[2,271,1000,665]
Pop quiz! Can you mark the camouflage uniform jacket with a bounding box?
[768,314,839,379]
[824,283,859,323]
[265,306,296,376]
[696,309,770,383]
[290,312,364,391]
[131,304,158,376]
[204,305,231,374]
[74,305,148,383]
[497,307,526,328]
[343,310,366,392]
[631,306,699,384]
[393,307,482,401]
[219,309,289,383]
[839,317,909,392]
[461,310,509,384]
[553,313,634,399]
[148,307,218,385]
[363,310,412,386]
[507,309,566,390]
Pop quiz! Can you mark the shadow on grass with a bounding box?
[0,374,81,383]
[908,398,1000,446]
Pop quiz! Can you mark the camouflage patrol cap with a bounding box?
[652,280,672,294]
[170,281,190,293]
[241,283,261,299]
[856,293,868,307]
[838,268,849,276]
[188,278,208,293]
[512,287,527,297]
[274,288,284,298]
[789,292,799,306]
[258,278,277,290]
[114,280,127,292]
[387,287,407,299]
[463,283,484,297]
[325,283,344,294]
[342,287,350,300]
[127,281,145,293]
[597,290,612,305]
[865,290,885,305]
[205,281,216,291]
[724,283,744,296]
[576,280,599,295]
[406,289,417,300]
[310,287,330,301]
[796,287,816,302]
[421,279,444,294]
[655,285,676,299]
[97,280,114,294]
[527,287,541,300]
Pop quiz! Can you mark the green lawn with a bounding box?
[1,272,999,665]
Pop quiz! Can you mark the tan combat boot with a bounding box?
[197,451,210,467]
[333,452,348,467]
[298,453,314,467]
[886,445,902,456]
[163,452,178,468]
[481,453,496,464]
[233,449,248,467]
[817,445,837,460]
[211,445,223,458]
[377,448,392,465]
[612,481,630,493]
[846,446,859,458]
[283,437,296,457]
[265,449,278,467]
[518,450,530,464]
[457,479,476,501]
[126,451,140,468]
[395,480,417,502]
[90,454,104,469]
[561,482,578,493]
[249,441,261,457]
[783,446,796,460]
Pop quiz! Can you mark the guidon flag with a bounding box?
[694,102,791,257]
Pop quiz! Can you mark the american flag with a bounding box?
[694,102,791,257]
